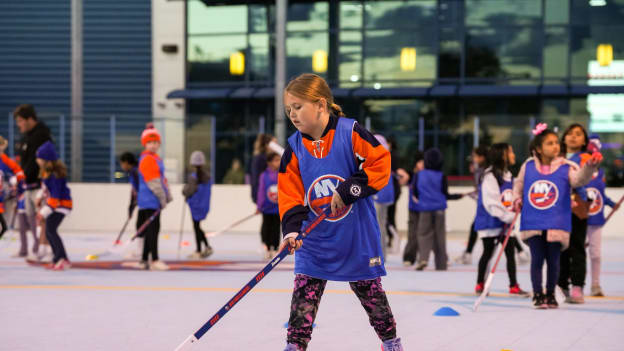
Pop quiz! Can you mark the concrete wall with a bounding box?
[152,0,186,183]
[63,184,624,237]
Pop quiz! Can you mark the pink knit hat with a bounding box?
[141,123,161,146]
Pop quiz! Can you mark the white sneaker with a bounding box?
[201,246,214,258]
[517,251,530,265]
[150,260,169,271]
[187,252,202,260]
[403,261,413,267]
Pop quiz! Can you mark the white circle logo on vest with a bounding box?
[528,180,559,210]
[306,174,353,222]
[586,187,603,216]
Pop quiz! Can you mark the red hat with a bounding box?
[141,123,161,146]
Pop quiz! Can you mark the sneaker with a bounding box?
[201,246,214,258]
[509,284,530,297]
[402,261,413,267]
[545,292,558,309]
[187,252,202,260]
[414,261,427,271]
[561,288,572,303]
[381,337,404,351]
[591,284,604,297]
[475,282,484,294]
[516,251,530,265]
[569,286,585,304]
[150,260,169,271]
[532,292,548,309]
[454,252,471,265]
[52,259,71,271]
[124,261,149,270]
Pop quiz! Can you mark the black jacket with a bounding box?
[18,121,52,186]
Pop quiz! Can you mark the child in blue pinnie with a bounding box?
[256,151,281,259]
[183,151,213,259]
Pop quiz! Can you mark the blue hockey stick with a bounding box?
[174,209,329,351]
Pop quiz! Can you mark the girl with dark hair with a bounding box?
[513,123,601,308]
[183,150,213,259]
[558,123,591,303]
[473,143,528,296]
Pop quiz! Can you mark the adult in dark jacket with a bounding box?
[13,104,52,257]
[250,134,275,204]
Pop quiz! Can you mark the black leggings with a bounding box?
[466,220,477,253]
[0,213,6,239]
[477,236,517,287]
[558,214,588,289]
[45,212,67,263]
[193,220,209,252]
[260,213,280,251]
[138,209,161,262]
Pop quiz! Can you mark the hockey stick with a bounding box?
[177,204,186,260]
[174,209,329,351]
[205,212,258,238]
[473,212,520,312]
[113,215,133,246]
[86,209,161,260]
[604,194,624,225]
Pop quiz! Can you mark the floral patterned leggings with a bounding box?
[286,274,397,350]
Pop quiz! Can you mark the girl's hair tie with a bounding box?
[532,123,548,136]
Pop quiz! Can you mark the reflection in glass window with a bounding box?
[570,25,624,78]
[188,35,247,82]
[571,0,624,25]
[339,31,362,86]
[543,27,568,79]
[364,1,436,29]
[187,1,247,35]
[466,0,541,26]
[466,27,540,82]
[364,29,436,86]
[287,2,328,31]
[287,32,328,79]
[545,0,569,24]
[249,4,272,33]
[340,2,363,29]
[249,34,270,82]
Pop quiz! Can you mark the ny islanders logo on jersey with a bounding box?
[267,184,278,203]
[500,189,513,211]
[528,180,558,210]
[306,174,352,222]
[586,187,603,216]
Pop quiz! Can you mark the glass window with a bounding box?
[466,0,541,26]
[364,0,436,29]
[545,0,569,24]
[364,28,436,86]
[249,33,270,82]
[187,35,247,82]
[187,2,247,35]
[340,2,363,29]
[570,25,624,79]
[287,2,328,31]
[466,27,541,82]
[338,30,362,86]
[571,0,624,25]
[439,27,461,79]
[543,26,568,79]
[286,31,329,79]
[249,4,272,33]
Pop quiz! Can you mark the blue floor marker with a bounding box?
[433,306,459,316]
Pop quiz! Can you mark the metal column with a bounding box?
[274,0,287,145]
[71,0,83,181]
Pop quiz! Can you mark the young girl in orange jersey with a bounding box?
[278,74,403,351]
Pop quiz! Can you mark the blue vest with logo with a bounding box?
[186,173,212,221]
[520,159,572,232]
[410,169,447,212]
[586,168,608,226]
[474,174,513,231]
[259,170,279,214]
[287,117,386,281]
[373,173,394,205]
[137,153,168,210]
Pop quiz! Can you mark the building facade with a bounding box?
[180,0,624,182]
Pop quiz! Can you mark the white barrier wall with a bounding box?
[63,184,624,237]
